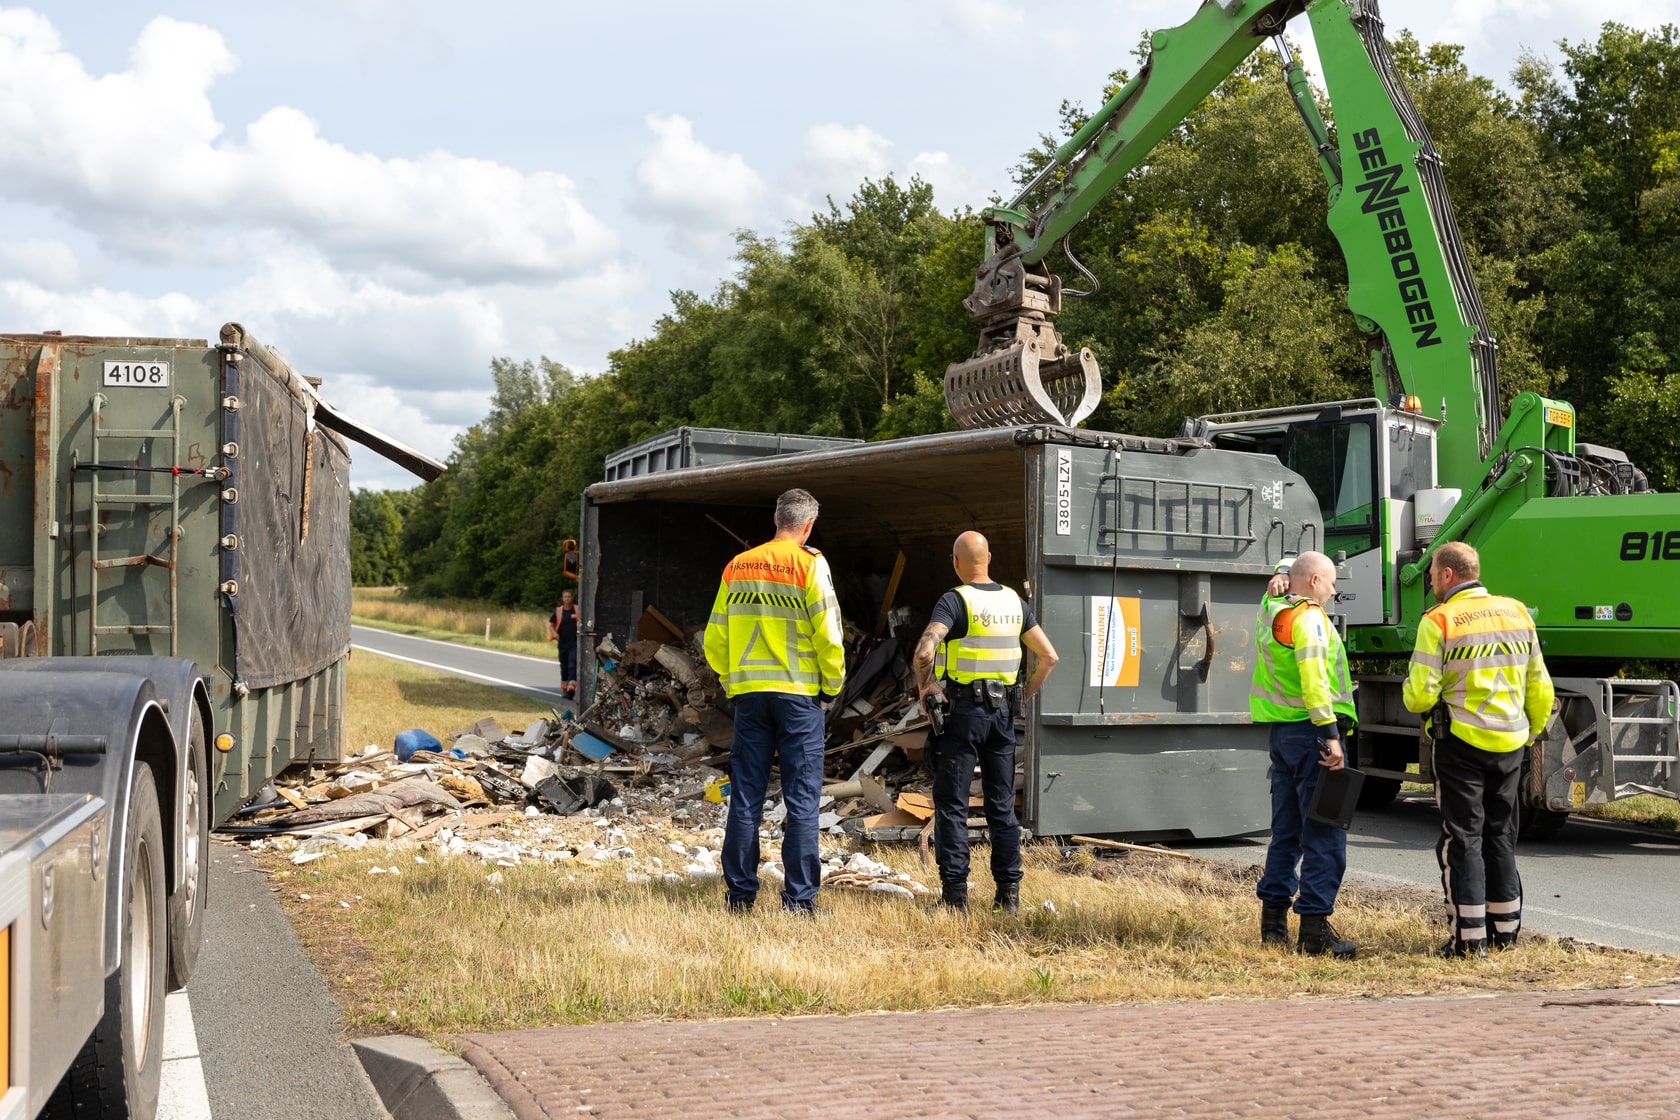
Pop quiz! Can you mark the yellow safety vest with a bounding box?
[1403,585,1554,752]
[935,584,1024,685]
[703,538,846,699]
[1249,594,1355,726]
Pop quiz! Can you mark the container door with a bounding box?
[1025,441,1321,839]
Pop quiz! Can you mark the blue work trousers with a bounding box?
[722,692,825,910]
[931,695,1021,887]
[1257,720,1348,916]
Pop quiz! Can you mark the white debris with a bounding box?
[868,881,914,897]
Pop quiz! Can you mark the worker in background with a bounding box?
[1251,551,1358,958]
[914,531,1058,913]
[1403,540,1554,958]
[548,588,580,698]
[703,488,846,916]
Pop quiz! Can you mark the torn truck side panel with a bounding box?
[580,426,1321,840]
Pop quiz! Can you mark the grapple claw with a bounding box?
[944,319,1100,429]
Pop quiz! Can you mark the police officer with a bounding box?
[1403,540,1553,958]
[913,531,1058,913]
[1251,551,1358,958]
[703,488,846,916]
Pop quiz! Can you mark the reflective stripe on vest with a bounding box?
[1423,593,1540,750]
[935,584,1024,684]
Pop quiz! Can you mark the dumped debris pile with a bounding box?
[223,623,991,898]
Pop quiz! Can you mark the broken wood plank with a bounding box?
[1070,834,1209,862]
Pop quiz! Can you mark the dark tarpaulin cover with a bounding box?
[231,345,353,689]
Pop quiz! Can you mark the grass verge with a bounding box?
[1581,793,1680,831]
[262,837,1677,1039]
[345,646,553,752]
[351,586,556,658]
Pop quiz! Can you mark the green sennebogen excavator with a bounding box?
[946,0,1679,835]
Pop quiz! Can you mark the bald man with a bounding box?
[914,531,1059,913]
[1251,551,1357,958]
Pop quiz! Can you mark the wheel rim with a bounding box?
[181,766,202,924]
[129,835,157,1055]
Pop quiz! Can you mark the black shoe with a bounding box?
[726,896,755,914]
[1297,914,1357,959]
[783,899,816,919]
[1436,937,1488,959]
[993,883,1020,914]
[1490,932,1519,951]
[1261,905,1291,948]
[941,881,969,911]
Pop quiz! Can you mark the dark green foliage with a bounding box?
[383,24,1680,607]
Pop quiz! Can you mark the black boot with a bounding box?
[1297,914,1357,959]
[993,882,1019,914]
[1261,905,1291,948]
[941,881,968,911]
[1437,936,1488,959]
[1490,931,1518,951]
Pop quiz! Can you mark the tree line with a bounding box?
[350,24,1680,608]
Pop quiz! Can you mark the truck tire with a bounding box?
[1356,776,1402,810]
[168,712,210,990]
[1518,797,1570,841]
[46,762,168,1120]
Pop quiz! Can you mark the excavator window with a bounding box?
[1285,418,1378,554]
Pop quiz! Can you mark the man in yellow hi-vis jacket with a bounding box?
[1252,551,1358,958]
[704,488,845,915]
[1404,540,1553,958]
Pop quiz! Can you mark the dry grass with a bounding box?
[345,646,553,753]
[352,587,555,658]
[263,834,1677,1039]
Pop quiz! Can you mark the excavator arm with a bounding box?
[948,0,1501,483]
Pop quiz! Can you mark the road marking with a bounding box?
[158,992,212,1120]
[351,644,567,702]
[1345,867,1680,948]
[350,624,561,665]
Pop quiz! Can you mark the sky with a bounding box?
[3,0,1677,490]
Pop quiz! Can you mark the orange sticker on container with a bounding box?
[1090,596,1142,688]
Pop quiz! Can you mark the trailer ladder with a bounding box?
[77,393,187,656]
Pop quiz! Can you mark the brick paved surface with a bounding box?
[455,983,1680,1119]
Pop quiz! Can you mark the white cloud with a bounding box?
[0,277,205,337]
[942,0,1028,39]
[907,151,985,210]
[631,114,764,257]
[0,11,618,283]
[0,236,85,290]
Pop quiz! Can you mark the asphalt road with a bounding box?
[162,840,389,1120]
[350,624,569,707]
[1178,791,1680,955]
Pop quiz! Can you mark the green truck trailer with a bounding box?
[0,324,438,1117]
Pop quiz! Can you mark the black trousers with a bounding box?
[931,695,1021,887]
[1433,732,1523,944]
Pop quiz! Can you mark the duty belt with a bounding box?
[946,679,1024,711]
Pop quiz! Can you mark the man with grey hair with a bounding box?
[704,488,846,915]
[1251,551,1358,958]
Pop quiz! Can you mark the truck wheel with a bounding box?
[168,713,210,990]
[48,762,168,1119]
[1518,797,1570,841]
[1355,776,1402,810]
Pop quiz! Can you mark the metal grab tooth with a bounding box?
[944,338,1100,429]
